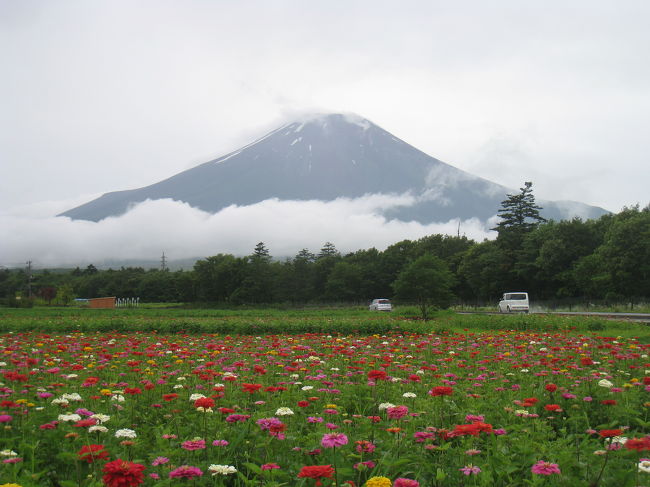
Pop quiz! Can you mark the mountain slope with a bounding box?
[59,113,608,223]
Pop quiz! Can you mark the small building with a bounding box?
[88,297,116,309]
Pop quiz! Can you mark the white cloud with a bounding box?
[0,196,495,268]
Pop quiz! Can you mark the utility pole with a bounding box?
[26,260,33,298]
[160,252,167,271]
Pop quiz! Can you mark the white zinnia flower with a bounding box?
[208,464,237,475]
[403,392,417,398]
[378,402,395,411]
[301,386,314,391]
[91,413,110,423]
[639,460,650,473]
[58,413,82,422]
[598,379,614,388]
[89,425,108,433]
[115,428,137,438]
[51,398,69,406]
[62,393,82,401]
[189,393,206,401]
[275,407,294,416]
[0,449,18,457]
[110,395,125,403]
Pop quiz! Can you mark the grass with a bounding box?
[0,305,648,341]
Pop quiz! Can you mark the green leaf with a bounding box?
[243,461,263,475]
[436,468,447,481]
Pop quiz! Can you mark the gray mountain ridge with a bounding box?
[59,113,608,223]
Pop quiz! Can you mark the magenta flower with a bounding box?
[181,439,206,451]
[460,464,481,475]
[394,479,420,487]
[152,456,169,466]
[261,463,281,470]
[169,465,203,478]
[212,440,229,446]
[321,432,349,448]
[0,415,12,423]
[531,460,561,475]
[226,414,251,423]
[386,405,409,420]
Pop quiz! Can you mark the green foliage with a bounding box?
[392,255,456,320]
[0,205,648,308]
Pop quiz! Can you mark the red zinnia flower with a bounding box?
[74,418,98,428]
[522,397,539,407]
[102,459,145,487]
[242,383,263,393]
[194,397,215,409]
[367,370,387,381]
[162,393,178,401]
[599,429,623,438]
[297,400,310,408]
[297,465,335,486]
[601,400,617,406]
[545,383,557,392]
[124,387,142,395]
[625,437,650,451]
[428,386,453,397]
[544,404,562,412]
[453,422,493,436]
[78,444,110,463]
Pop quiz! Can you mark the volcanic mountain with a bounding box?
[60,113,608,223]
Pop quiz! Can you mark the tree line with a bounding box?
[1,184,648,308]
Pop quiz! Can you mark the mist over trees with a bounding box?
[1,204,649,308]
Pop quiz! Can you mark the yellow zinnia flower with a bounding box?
[365,477,392,487]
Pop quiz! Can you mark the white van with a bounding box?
[498,292,529,313]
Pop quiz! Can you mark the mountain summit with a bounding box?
[60,113,607,223]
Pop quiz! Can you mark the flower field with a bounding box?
[1,324,649,486]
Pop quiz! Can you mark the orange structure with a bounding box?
[88,297,116,309]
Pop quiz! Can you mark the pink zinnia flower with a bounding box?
[152,456,169,466]
[261,463,281,470]
[465,414,485,423]
[181,439,206,451]
[394,478,420,487]
[226,414,251,423]
[531,460,561,475]
[169,465,203,478]
[460,465,481,475]
[387,405,409,420]
[212,440,229,446]
[321,433,349,448]
[0,414,12,423]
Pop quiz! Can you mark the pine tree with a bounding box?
[493,181,546,235]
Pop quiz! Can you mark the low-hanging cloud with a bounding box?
[0,195,496,268]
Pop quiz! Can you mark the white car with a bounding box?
[369,298,392,311]
[498,292,529,313]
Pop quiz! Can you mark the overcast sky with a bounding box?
[1,1,649,267]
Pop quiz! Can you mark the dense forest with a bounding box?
[1,186,648,308]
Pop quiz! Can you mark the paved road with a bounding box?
[458,311,650,323]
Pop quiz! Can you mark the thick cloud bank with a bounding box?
[1,195,495,268]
